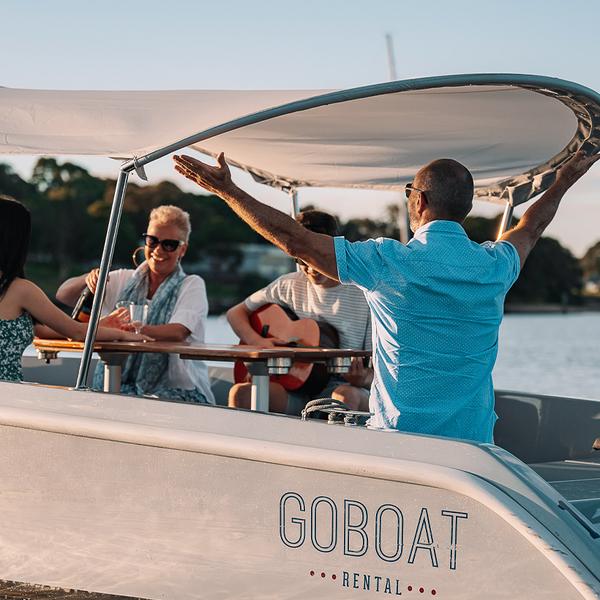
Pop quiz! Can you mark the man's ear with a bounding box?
[417,192,428,215]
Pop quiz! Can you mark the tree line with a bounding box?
[1,158,595,311]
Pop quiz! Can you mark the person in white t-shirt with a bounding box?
[227,210,372,414]
[56,205,214,404]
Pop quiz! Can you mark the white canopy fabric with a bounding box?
[0,88,320,158]
[1,75,599,206]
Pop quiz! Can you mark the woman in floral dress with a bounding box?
[0,196,147,382]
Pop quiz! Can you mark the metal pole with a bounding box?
[397,196,411,244]
[290,189,301,272]
[103,363,122,393]
[119,74,600,197]
[289,188,299,217]
[497,201,514,240]
[248,362,270,412]
[75,168,131,388]
[385,34,397,81]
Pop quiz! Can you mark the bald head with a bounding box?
[414,159,474,222]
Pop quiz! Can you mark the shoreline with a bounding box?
[504,303,600,315]
[505,302,600,314]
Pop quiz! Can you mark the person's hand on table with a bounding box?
[114,330,154,343]
[343,357,372,387]
[99,307,131,330]
[243,335,288,349]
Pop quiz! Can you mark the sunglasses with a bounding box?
[142,233,184,253]
[405,182,426,199]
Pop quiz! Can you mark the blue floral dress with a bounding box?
[0,313,34,381]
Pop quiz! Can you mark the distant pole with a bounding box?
[385,34,397,81]
[385,33,410,243]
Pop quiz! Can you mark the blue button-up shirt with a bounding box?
[334,220,520,443]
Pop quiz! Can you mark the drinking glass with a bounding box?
[129,303,149,335]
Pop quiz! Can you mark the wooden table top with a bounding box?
[33,339,371,362]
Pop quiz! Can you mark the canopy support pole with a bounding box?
[75,168,131,389]
[398,196,411,244]
[289,189,299,217]
[497,202,514,240]
[289,189,301,272]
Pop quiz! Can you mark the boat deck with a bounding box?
[530,454,600,530]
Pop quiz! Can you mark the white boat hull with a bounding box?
[0,382,599,599]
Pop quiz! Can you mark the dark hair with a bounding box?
[296,209,340,236]
[0,196,31,298]
[420,159,474,221]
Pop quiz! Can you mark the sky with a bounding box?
[1,0,599,256]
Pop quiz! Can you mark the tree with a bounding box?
[30,158,107,278]
[581,241,600,279]
[463,213,582,303]
[0,163,36,200]
[91,178,268,267]
[509,237,582,303]
[463,214,503,243]
[3,157,584,308]
[337,205,578,303]
[340,205,401,241]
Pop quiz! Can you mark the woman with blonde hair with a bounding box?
[57,205,214,404]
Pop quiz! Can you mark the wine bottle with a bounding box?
[71,286,94,323]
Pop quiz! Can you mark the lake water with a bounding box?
[494,312,600,399]
[205,312,600,400]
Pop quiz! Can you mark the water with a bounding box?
[495,312,600,399]
[205,312,600,400]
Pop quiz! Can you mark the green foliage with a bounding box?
[340,205,401,241]
[581,241,600,279]
[93,179,267,265]
[26,158,108,279]
[511,237,582,303]
[0,158,587,308]
[205,273,271,315]
[340,209,583,305]
[463,213,582,303]
[0,163,36,200]
[463,214,502,243]
[0,158,271,307]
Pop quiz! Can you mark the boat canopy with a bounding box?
[4,73,599,389]
[1,74,599,206]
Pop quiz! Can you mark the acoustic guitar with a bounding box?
[233,303,339,395]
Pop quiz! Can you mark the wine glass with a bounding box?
[129,303,149,335]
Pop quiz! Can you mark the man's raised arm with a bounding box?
[173,153,339,281]
[501,150,600,267]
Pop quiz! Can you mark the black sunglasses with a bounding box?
[405,182,426,199]
[142,233,184,253]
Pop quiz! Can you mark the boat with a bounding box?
[1,74,600,599]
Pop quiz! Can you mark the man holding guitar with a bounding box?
[226,210,373,414]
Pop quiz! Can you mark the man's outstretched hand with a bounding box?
[173,153,233,197]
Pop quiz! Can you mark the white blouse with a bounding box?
[101,269,215,404]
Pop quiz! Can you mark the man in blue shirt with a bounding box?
[174,151,599,443]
